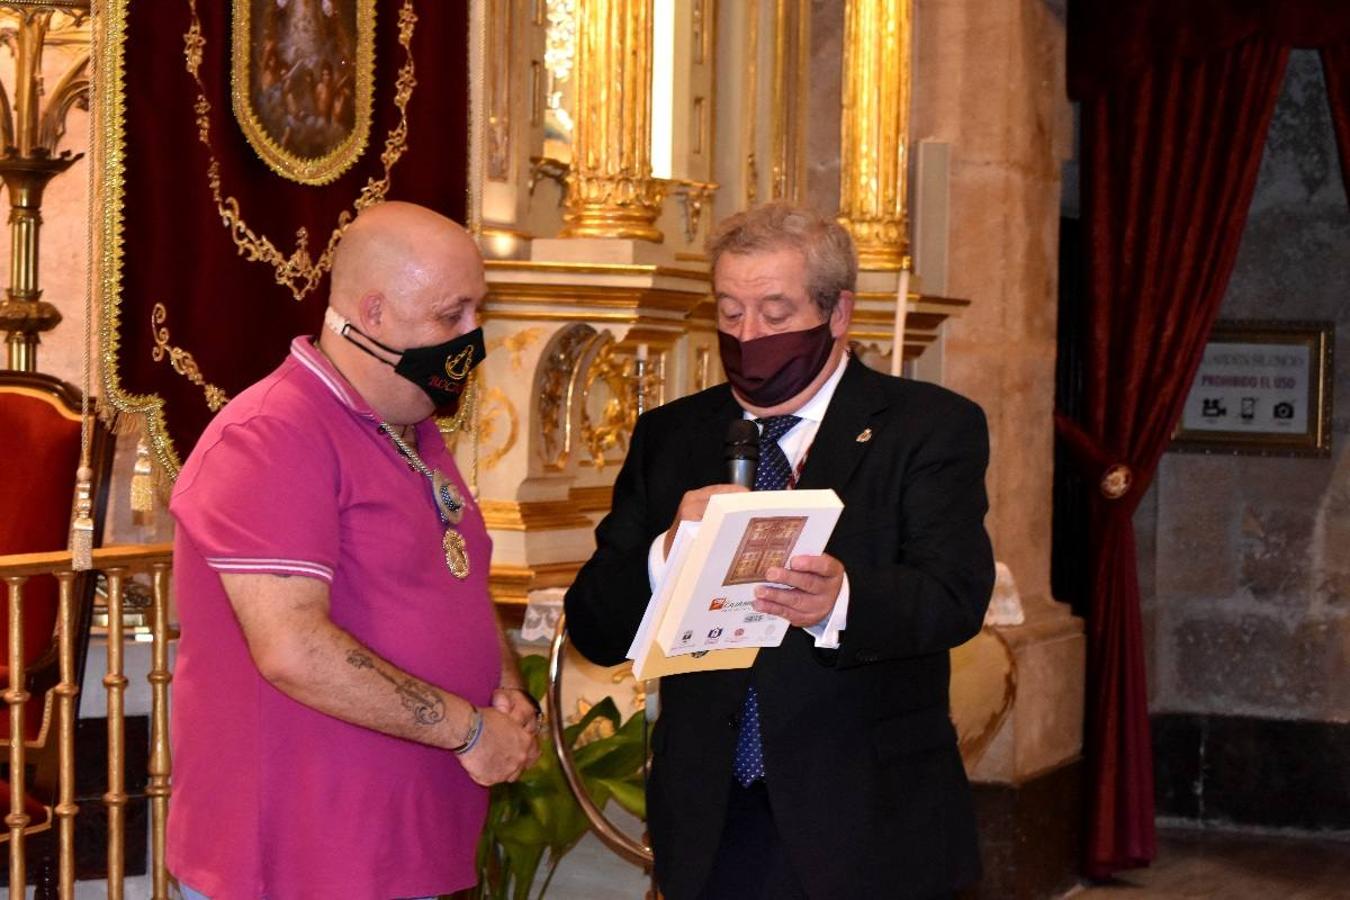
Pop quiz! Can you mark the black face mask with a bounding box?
[324,308,485,415]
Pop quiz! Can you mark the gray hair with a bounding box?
[705,202,858,315]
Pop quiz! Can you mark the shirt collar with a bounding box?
[741,350,850,425]
[289,336,377,419]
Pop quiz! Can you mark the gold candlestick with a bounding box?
[0,2,89,371]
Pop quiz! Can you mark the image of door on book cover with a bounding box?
[723,516,808,585]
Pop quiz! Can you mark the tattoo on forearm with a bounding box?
[345,648,447,726]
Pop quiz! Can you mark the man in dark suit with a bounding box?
[564,203,994,899]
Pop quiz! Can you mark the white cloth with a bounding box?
[646,353,851,648]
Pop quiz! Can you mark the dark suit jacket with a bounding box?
[564,357,995,899]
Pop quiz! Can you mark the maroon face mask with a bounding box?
[717,321,836,408]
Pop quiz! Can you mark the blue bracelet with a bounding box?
[452,706,484,756]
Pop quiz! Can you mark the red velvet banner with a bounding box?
[100,0,468,474]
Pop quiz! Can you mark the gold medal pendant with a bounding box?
[443,528,470,579]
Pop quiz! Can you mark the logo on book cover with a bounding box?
[709,597,727,610]
[679,630,694,645]
[729,627,746,643]
[706,627,723,641]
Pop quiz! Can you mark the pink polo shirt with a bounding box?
[168,337,500,900]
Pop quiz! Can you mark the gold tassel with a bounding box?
[130,437,155,517]
[71,465,94,571]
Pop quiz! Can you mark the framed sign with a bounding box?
[1173,321,1334,457]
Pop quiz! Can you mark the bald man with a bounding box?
[167,203,538,900]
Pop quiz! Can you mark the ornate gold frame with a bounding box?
[230,0,377,185]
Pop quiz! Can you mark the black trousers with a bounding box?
[691,779,963,900]
[695,780,810,900]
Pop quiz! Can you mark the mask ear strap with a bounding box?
[323,306,402,364]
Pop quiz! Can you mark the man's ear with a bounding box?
[830,291,855,339]
[357,291,384,332]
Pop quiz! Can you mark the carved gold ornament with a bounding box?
[579,335,636,470]
[535,323,597,470]
[230,0,376,185]
[149,303,231,412]
[487,326,543,371]
[478,386,519,472]
[184,0,419,301]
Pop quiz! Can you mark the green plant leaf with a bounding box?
[477,680,655,900]
[519,653,550,701]
[563,696,622,745]
[577,737,646,779]
[598,776,647,819]
[500,837,544,900]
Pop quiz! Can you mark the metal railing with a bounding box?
[0,542,173,900]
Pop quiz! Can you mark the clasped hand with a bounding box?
[457,689,541,786]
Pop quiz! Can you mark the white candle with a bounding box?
[636,343,649,363]
[891,269,910,377]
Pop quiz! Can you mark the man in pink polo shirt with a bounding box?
[168,202,539,899]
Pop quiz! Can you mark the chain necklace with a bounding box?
[379,423,470,579]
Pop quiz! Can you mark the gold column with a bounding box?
[769,0,809,202]
[837,0,912,270]
[5,576,29,897]
[146,563,172,900]
[560,0,666,241]
[103,567,127,900]
[55,570,78,900]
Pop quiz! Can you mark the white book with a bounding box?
[628,489,843,680]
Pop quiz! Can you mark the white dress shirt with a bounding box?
[646,352,851,648]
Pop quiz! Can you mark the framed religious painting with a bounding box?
[232,0,377,184]
[1172,321,1334,457]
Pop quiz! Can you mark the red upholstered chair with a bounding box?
[0,372,113,883]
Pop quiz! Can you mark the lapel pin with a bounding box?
[856,428,873,443]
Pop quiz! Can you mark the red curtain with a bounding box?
[1059,35,1290,877]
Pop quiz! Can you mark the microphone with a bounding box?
[725,419,759,488]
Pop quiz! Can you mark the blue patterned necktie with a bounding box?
[732,414,801,787]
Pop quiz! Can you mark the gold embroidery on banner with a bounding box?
[148,304,231,412]
[183,0,419,302]
[230,0,377,185]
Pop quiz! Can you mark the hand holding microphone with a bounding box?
[661,420,759,556]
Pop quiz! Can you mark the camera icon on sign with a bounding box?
[1274,402,1295,420]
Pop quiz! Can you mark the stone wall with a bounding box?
[910,0,1070,611]
[1139,50,1350,831]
